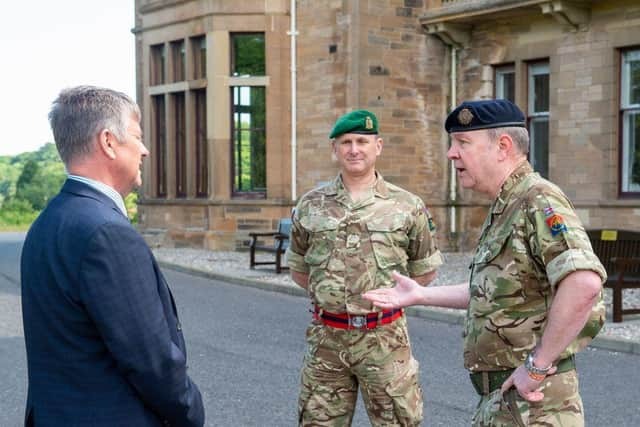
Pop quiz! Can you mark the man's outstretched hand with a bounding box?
[362,271,423,309]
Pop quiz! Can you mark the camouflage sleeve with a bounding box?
[406,199,444,277]
[286,203,310,274]
[526,187,607,289]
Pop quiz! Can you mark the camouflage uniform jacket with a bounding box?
[464,161,606,373]
[287,173,443,314]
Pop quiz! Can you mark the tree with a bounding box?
[15,158,65,211]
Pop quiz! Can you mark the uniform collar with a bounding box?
[324,172,390,200]
[492,160,533,215]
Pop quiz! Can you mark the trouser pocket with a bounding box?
[384,357,424,427]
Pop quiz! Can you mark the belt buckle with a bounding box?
[350,315,367,329]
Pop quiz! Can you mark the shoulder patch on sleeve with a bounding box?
[545,213,567,236]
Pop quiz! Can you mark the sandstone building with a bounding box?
[133,0,640,251]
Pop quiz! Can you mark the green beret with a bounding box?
[329,110,379,139]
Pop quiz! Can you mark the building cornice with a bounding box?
[420,0,593,48]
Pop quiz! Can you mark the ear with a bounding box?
[496,133,513,161]
[331,141,338,161]
[375,137,383,156]
[97,129,117,160]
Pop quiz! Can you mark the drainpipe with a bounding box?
[449,46,458,237]
[288,0,298,201]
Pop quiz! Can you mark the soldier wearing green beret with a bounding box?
[287,109,444,426]
[364,99,606,426]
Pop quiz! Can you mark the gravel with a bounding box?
[153,248,640,344]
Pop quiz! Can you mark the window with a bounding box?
[528,62,550,179]
[173,93,186,198]
[170,39,185,82]
[150,44,166,86]
[231,33,266,76]
[195,89,208,197]
[191,35,206,79]
[230,33,266,196]
[621,49,640,194]
[152,95,167,197]
[232,86,266,194]
[495,64,515,103]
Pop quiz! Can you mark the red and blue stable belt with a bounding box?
[313,305,403,330]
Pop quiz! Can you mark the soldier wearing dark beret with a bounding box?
[365,99,606,426]
[287,109,443,426]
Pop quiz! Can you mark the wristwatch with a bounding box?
[524,351,553,375]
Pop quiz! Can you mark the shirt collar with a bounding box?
[67,174,128,218]
[492,160,533,214]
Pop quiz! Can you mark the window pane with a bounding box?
[530,117,549,179]
[171,40,185,82]
[174,93,186,197]
[622,50,640,107]
[533,73,549,113]
[622,110,640,192]
[150,44,165,85]
[191,36,206,79]
[528,63,549,114]
[152,95,166,197]
[232,86,266,193]
[195,89,208,197]
[231,33,265,76]
[495,66,515,103]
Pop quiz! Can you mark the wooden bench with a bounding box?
[249,218,292,274]
[587,229,640,323]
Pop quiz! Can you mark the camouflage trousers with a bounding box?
[298,316,423,427]
[472,370,584,426]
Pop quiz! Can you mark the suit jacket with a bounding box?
[20,179,204,427]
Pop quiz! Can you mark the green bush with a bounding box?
[0,199,39,227]
[125,191,138,224]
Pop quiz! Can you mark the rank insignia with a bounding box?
[545,214,567,236]
[457,108,474,126]
[365,116,374,130]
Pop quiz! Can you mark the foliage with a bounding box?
[0,198,39,227]
[0,143,65,229]
[125,191,138,224]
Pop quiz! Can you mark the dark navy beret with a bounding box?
[445,99,526,133]
[329,110,379,139]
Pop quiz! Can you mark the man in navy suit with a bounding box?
[20,86,205,427]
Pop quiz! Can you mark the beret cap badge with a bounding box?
[365,116,373,130]
[458,108,474,126]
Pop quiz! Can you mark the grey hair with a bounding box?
[48,86,141,165]
[487,126,530,155]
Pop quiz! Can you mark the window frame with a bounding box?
[150,43,166,86]
[191,35,207,80]
[619,46,640,197]
[152,95,167,197]
[230,32,266,77]
[230,85,267,198]
[194,89,209,198]
[173,92,187,198]
[493,63,516,103]
[170,39,186,82]
[527,60,550,179]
